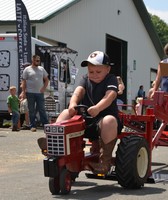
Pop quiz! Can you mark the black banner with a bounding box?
[15,0,32,87]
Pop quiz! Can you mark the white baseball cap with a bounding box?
[81,51,111,67]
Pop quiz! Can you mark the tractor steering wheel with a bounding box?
[74,105,91,119]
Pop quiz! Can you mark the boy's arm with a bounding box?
[7,97,12,113]
[87,90,117,117]
[7,102,12,113]
[68,86,85,116]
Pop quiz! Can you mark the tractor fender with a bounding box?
[44,157,59,177]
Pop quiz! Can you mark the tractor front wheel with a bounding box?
[115,135,150,189]
[60,168,72,194]
[49,177,60,195]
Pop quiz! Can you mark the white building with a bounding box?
[0,0,164,105]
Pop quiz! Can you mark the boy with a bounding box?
[7,86,20,131]
[38,51,122,174]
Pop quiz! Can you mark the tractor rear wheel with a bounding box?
[115,135,150,189]
[49,177,60,195]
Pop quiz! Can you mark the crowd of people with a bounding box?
[7,55,49,132]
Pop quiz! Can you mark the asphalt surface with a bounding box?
[1,127,168,200]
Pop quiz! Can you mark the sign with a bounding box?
[15,0,32,87]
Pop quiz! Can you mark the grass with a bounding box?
[2,120,12,128]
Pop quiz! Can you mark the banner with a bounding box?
[15,0,32,87]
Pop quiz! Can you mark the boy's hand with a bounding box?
[68,103,77,117]
[87,105,100,117]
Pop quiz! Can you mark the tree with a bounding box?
[150,14,168,47]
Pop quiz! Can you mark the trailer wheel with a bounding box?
[115,135,150,189]
[60,168,71,194]
[49,177,60,195]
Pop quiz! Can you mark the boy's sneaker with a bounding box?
[30,127,36,132]
[37,137,47,156]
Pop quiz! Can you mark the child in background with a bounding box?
[19,83,30,130]
[7,86,20,131]
[135,97,143,115]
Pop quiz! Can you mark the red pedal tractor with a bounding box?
[42,91,168,195]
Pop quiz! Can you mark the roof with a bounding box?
[0,0,81,22]
[0,0,163,58]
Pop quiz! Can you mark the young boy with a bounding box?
[7,86,20,131]
[38,51,122,174]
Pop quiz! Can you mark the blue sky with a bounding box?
[143,0,168,23]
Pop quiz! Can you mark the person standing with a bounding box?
[21,55,49,132]
[137,85,145,98]
[150,43,168,98]
[7,86,20,131]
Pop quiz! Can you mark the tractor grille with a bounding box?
[47,134,65,156]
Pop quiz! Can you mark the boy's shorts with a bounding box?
[84,116,123,141]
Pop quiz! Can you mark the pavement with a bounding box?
[1,127,168,200]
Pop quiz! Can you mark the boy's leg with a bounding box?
[89,115,118,174]
[12,111,20,131]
